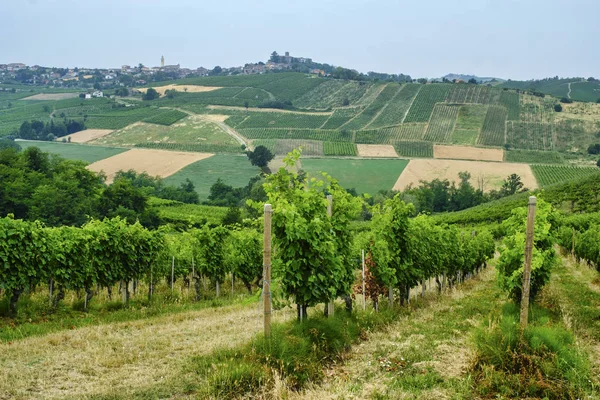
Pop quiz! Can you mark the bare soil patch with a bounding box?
[393,159,537,192]
[87,149,213,183]
[201,114,229,123]
[357,144,398,158]
[138,85,221,96]
[21,92,81,101]
[434,144,504,162]
[61,129,114,143]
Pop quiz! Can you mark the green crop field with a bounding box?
[393,141,434,158]
[294,80,369,109]
[356,123,426,144]
[235,112,330,129]
[300,158,409,195]
[143,109,187,125]
[403,84,451,123]
[531,164,600,186]
[17,140,127,163]
[478,105,507,146]
[505,149,565,164]
[506,121,553,151]
[499,91,520,120]
[342,84,402,130]
[238,128,353,142]
[368,83,421,128]
[423,104,460,142]
[320,107,361,129]
[163,154,260,200]
[322,141,357,156]
[451,104,488,145]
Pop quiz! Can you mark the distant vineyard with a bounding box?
[134,142,243,154]
[356,123,426,144]
[238,128,353,142]
[143,109,187,125]
[342,84,402,130]
[499,91,520,120]
[323,141,357,156]
[403,84,451,123]
[235,112,330,129]
[321,107,361,129]
[275,139,324,156]
[393,141,434,158]
[251,139,276,153]
[294,80,369,109]
[445,85,500,104]
[477,105,507,146]
[423,104,460,142]
[505,150,564,164]
[531,165,600,186]
[506,121,553,151]
[368,83,421,128]
[85,107,165,130]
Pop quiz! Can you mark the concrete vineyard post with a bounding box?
[263,204,273,338]
[326,195,334,317]
[362,249,366,311]
[520,196,537,331]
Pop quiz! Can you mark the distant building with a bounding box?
[7,63,26,71]
[84,93,92,99]
[92,90,103,98]
[161,55,165,68]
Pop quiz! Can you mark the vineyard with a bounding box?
[135,142,243,154]
[320,107,361,129]
[294,80,370,110]
[368,83,421,128]
[355,123,426,144]
[530,164,600,186]
[423,104,460,142]
[403,84,452,123]
[143,109,188,125]
[342,84,402,130]
[505,149,565,164]
[393,140,434,157]
[322,141,357,156]
[506,121,554,151]
[477,105,507,146]
[235,111,330,129]
[238,127,353,142]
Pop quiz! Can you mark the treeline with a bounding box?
[0,146,199,228]
[17,119,86,141]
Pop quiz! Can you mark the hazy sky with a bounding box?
[3,0,599,80]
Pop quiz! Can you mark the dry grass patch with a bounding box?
[87,148,213,183]
[393,159,537,192]
[21,92,81,101]
[62,129,114,143]
[138,84,221,96]
[433,144,504,162]
[201,114,229,123]
[0,303,293,400]
[357,144,398,158]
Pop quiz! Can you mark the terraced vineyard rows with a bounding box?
[368,83,421,128]
[506,121,553,151]
[445,85,500,104]
[294,80,369,109]
[85,107,170,130]
[393,141,434,157]
[355,123,426,144]
[238,128,353,142]
[235,112,330,129]
[403,84,452,123]
[322,141,357,156]
[342,84,402,130]
[499,91,520,120]
[275,139,323,156]
[477,105,507,146]
[134,142,243,153]
[423,104,460,142]
[321,107,361,129]
[143,109,187,125]
[531,164,600,186]
[505,149,564,164]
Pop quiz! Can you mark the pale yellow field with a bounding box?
[61,129,113,143]
[393,159,537,192]
[86,148,213,183]
[21,92,80,101]
[433,144,504,162]
[357,144,398,158]
[138,84,221,96]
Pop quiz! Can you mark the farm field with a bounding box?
[90,115,240,152]
[63,129,113,143]
[163,154,260,200]
[140,84,222,96]
[300,158,409,194]
[451,104,487,144]
[356,144,398,158]
[21,92,81,101]
[87,148,213,183]
[423,104,460,142]
[433,144,504,162]
[530,164,600,186]
[393,159,537,192]
[17,140,127,163]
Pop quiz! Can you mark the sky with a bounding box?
[3,0,599,80]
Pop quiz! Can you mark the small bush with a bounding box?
[554,104,562,112]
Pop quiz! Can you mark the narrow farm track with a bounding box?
[0,302,293,400]
[280,266,504,399]
[567,82,572,99]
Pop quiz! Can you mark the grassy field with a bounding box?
[163,154,260,200]
[89,115,240,152]
[17,140,127,163]
[300,158,409,194]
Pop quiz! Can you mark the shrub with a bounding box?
[559,97,573,104]
[553,104,562,112]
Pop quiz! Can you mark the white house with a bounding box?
[92,91,103,98]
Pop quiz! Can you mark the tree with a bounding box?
[142,88,159,101]
[596,159,600,168]
[244,101,249,110]
[554,104,562,112]
[468,78,478,84]
[500,174,525,196]
[270,51,280,63]
[115,87,129,97]
[246,145,274,168]
[93,82,101,90]
[210,66,222,76]
[560,97,573,103]
[588,144,600,155]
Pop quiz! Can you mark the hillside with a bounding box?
[499,77,600,103]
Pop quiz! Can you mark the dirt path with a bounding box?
[277,267,503,399]
[0,302,293,400]
[567,82,572,99]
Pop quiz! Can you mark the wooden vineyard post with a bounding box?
[326,195,334,317]
[520,196,537,331]
[263,204,273,338]
[171,256,175,293]
[362,249,366,311]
